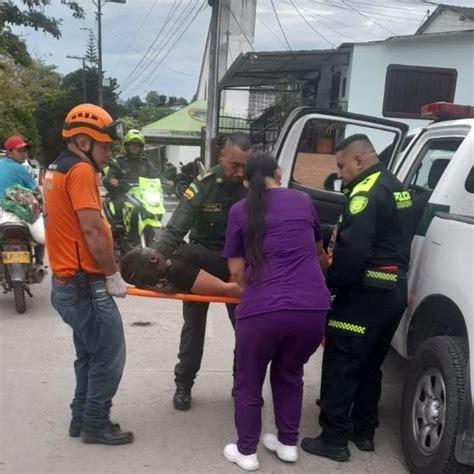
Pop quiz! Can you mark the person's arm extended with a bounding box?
[227,257,245,288]
[76,209,118,276]
[191,270,242,298]
[316,240,329,275]
[153,182,203,257]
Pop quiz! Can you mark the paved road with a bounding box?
[0,200,409,473]
[0,277,410,474]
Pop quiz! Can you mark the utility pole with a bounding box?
[94,0,104,106]
[66,55,87,102]
[205,0,221,169]
[91,0,126,107]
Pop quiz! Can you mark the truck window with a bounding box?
[291,118,397,192]
[406,138,464,193]
[465,167,474,194]
[407,137,465,229]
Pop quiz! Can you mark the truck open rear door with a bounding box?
[274,107,408,245]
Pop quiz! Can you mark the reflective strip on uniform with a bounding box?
[327,319,366,335]
[366,270,398,282]
[350,172,381,197]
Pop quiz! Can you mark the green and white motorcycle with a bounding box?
[103,176,166,255]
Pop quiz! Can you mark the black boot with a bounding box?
[301,436,350,462]
[81,425,134,446]
[349,433,375,452]
[173,387,191,411]
[69,418,121,438]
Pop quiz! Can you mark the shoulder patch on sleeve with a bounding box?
[197,170,215,182]
[349,195,369,215]
[183,186,198,200]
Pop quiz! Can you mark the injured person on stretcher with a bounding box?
[120,243,242,299]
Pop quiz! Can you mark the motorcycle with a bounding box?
[0,211,47,313]
[175,159,206,198]
[103,176,166,255]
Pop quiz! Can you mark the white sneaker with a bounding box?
[262,433,298,462]
[223,443,260,471]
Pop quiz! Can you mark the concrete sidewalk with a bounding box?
[0,279,408,473]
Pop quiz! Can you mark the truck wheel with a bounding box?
[401,336,470,474]
[12,281,26,314]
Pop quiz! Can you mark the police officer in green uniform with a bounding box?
[153,132,251,410]
[302,134,413,462]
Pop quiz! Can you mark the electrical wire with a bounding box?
[289,0,337,47]
[223,0,255,51]
[119,0,181,90]
[271,0,292,50]
[256,13,288,49]
[104,25,198,77]
[111,0,159,71]
[129,0,207,94]
[347,1,428,16]
[120,0,197,90]
[295,0,361,41]
[125,0,202,92]
[340,0,397,34]
[119,0,192,91]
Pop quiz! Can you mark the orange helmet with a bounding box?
[62,103,123,143]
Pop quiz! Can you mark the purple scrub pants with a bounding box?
[233,309,327,455]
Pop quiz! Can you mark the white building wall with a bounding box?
[346,32,474,131]
[422,10,474,34]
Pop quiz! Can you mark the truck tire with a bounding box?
[13,281,26,314]
[401,336,470,474]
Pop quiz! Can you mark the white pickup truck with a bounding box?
[275,102,474,473]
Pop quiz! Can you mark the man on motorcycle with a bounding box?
[103,129,158,218]
[0,136,45,264]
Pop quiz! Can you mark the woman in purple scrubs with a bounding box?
[223,152,331,471]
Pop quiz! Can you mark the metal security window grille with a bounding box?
[383,64,457,119]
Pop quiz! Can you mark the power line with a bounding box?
[256,13,288,49]
[296,1,360,41]
[271,0,292,50]
[111,0,159,71]
[123,0,201,93]
[104,25,197,77]
[340,0,397,35]
[119,0,181,90]
[224,0,255,51]
[289,0,337,47]
[128,0,207,95]
[347,1,428,16]
[304,1,382,38]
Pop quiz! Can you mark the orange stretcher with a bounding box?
[126,287,240,305]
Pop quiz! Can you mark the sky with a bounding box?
[14,0,474,101]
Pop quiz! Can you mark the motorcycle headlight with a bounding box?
[143,191,161,207]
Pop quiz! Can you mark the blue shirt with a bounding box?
[0,158,37,199]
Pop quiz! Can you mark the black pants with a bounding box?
[174,302,236,389]
[174,243,236,389]
[319,283,407,447]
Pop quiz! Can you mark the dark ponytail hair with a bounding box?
[245,152,278,282]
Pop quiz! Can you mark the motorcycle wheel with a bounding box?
[12,281,26,314]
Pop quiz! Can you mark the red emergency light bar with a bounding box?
[421,102,474,119]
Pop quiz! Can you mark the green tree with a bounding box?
[145,90,161,107]
[84,32,98,69]
[124,95,144,116]
[0,0,84,65]
[136,105,173,127]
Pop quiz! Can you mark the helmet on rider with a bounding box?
[62,103,123,170]
[123,129,145,158]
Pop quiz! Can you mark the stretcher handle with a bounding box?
[126,287,240,304]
